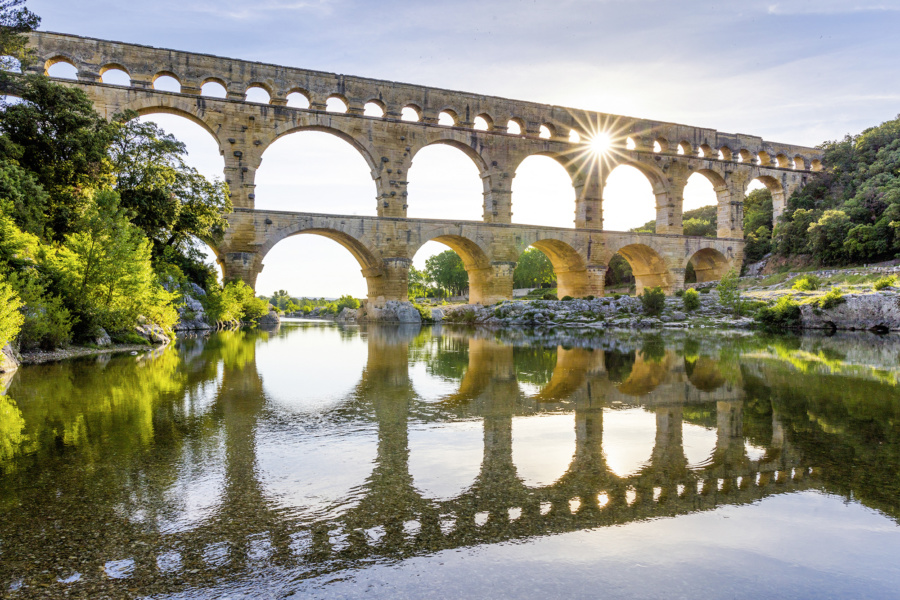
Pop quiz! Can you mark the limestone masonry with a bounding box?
[24,31,823,306]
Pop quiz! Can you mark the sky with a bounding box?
[29,0,900,297]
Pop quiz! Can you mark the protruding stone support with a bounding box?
[468,261,515,305]
[717,176,749,239]
[364,257,410,307]
[574,167,604,229]
[556,265,607,299]
[221,251,264,288]
[482,167,513,224]
[375,152,411,218]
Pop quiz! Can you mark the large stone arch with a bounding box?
[265,123,381,175]
[749,174,786,221]
[603,158,672,233]
[257,224,388,304]
[685,247,731,283]
[515,235,603,299]
[508,150,580,228]
[406,139,488,221]
[124,102,224,147]
[606,241,674,294]
[410,230,499,304]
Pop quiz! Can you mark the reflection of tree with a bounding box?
[605,350,635,384]
[513,346,557,386]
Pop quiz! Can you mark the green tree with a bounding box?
[0,272,23,348]
[743,188,773,263]
[425,250,468,296]
[108,113,231,259]
[49,190,177,336]
[0,76,116,239]
[807,210,852,265]
[0,1,40,75]
[513,248,556,288]
[408,265,428,299]
[716,268,742,315]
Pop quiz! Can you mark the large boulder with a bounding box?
[1,343,19,374]
[364,301,423,323]
[174,293,212,331]
[135,316,171,345]
[258,310,281,328]
[801,292,900,332]
[336,307,358,322]
[93,328,112,347]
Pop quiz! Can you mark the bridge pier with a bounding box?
[221,251,264,288]
[468,261,515,305]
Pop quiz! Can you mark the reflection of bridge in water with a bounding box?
[3,326,819,594]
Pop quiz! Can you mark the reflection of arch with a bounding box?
[616,351,673,395]
[608,243,671,294]
[535,347,601,400]
[684,357,726,392]
[686,247,730,283]
[605,350,635,384]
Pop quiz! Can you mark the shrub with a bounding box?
[717,268,742,314]
[584,295,595,301]
[873,276,897,291]
[412,302,433,322]
[683,288,701,311]
[641,286,666,316]
[674,289,685,297]
[6,272,72,351]
[335,295,360,311]
[542,293,558,300]
[561,295,574,301]
[792,275,821,291]
[756,296,802,331]
[816,288,846,310]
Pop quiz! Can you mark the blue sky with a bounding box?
[30,0,900,297]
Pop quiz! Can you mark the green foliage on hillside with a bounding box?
[775,114,900,265]
[425,250,468,296]
[633,205,718,237]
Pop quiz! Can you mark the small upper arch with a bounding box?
[507,117,525,135]
[44,55,78,78]
[718,146,733,161]
[756,150,772,166]
[438,109,458,126]
[286,88,311,108]
[792,155,807,170]
[677,140,693,156]
[474,113,493,131]
[775,153,791,168]
[401,104,422,122]
[325,94,349,113]
[245,83,272,104]
[653,137,668,153]
[364,98,386,117]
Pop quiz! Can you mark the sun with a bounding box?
[590,132,612,155]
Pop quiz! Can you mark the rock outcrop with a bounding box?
[257,310,281,328]
[800,291,900,332]
[336,307,358,322]
[174,288,212,332]
[362,301,423,324]
[1,343,19,374]
[135,316,171,345]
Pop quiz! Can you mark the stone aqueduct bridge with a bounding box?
[26,32,823,304]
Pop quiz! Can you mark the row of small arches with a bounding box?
[40,56,822,172]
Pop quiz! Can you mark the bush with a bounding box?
[792,275,822,291]
[717,268,742,314]
[683,288,701,311]
[412,302,433,322]
[816,288,846,310]
[584,295,595,300]
[640,286,666,316]
[700,287,711,294]
[674,289,685,297]
[756,296,802,331]
[542,293,558,300]
[335,295,360,311]
[6,272,72,351]
[561,295,574,301]
[874,276,897,291]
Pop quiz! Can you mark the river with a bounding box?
[1,321,899,599]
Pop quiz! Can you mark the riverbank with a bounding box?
[19,342,170,365]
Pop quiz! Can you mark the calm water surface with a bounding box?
[2,322,900,599]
